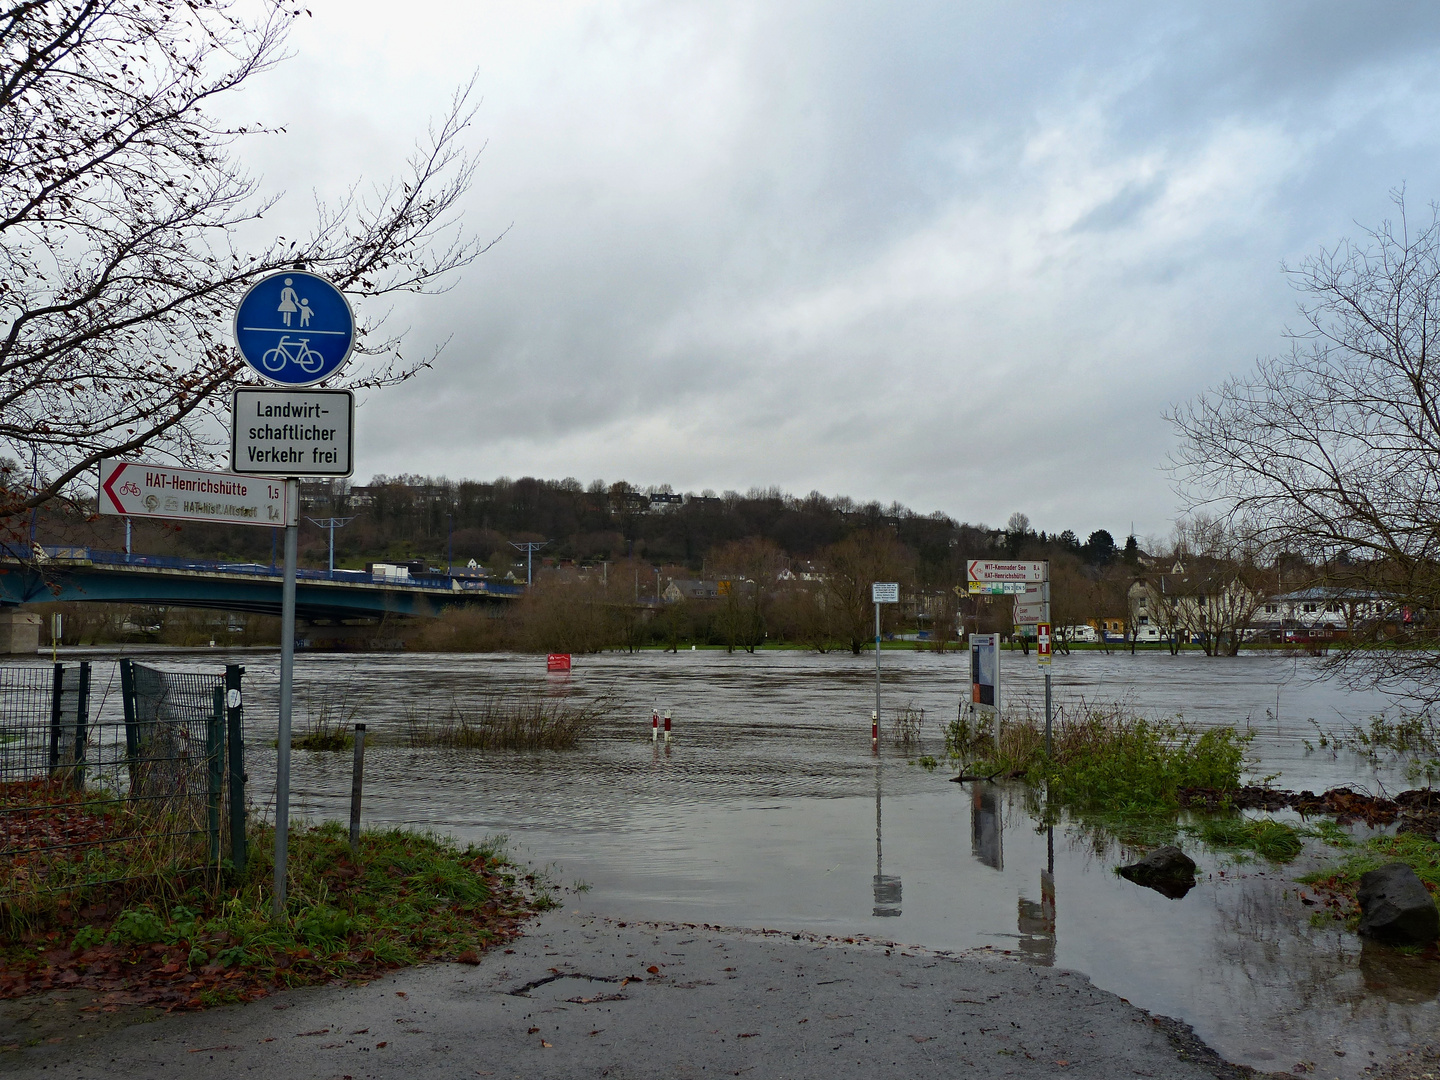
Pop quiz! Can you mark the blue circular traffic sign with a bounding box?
[233,271,355,386]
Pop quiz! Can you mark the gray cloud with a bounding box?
[221,0,1440,538]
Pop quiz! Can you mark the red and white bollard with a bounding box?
[663,710,671,744]
[872,710,878,750]
[652,709,659,743]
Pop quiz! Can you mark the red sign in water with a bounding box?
[547,653,572,672]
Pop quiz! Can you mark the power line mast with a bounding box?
[305,515,357,579]
[508,540,551,586]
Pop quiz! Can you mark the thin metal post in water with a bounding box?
[1044,670,1053,757]
[874,602,881,749]
[349,723,367,850]
[273,477,299,918]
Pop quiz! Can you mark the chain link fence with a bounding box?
[0,660,246,906]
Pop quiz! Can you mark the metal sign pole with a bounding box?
[273,477,299,917]
[874,601,881,749]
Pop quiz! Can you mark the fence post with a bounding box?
[71,661,90,792]
[207,686,224,865]
[349,723,366,851]
[119,658,139,796]
[225,664,246,872]
[48,663,64,774]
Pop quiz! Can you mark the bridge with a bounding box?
[0,546,523,621]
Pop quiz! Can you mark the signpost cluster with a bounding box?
[98,269,357,918]
[966,560,1055,755]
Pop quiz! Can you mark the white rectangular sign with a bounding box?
[1012,582,1051,626]
[872,582,900,604]
[967,559,1048,583]
[231,388,354,476]
[99,459,288,527]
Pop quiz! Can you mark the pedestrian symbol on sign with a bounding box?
[234,270,356,387]
[278,278,299,326]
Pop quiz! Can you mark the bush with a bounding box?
[945,703,1251,812]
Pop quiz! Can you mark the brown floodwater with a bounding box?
[30,646,1440,1075]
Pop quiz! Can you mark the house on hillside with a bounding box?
[663,579,720,602]
[1249,586,1387,638]
[1127,560,1264,651]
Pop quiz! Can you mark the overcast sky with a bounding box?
[223,1,1440,540]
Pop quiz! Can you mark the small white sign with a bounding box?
[99,459,287,527]
[967,559,1048,583]
[872,582,900,604]
[231,388,354,476]
[969,581,1028,595]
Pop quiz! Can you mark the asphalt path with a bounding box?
[0,909,1252,1079]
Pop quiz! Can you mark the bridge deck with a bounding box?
[0,547,523,620]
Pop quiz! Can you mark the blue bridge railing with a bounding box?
[37,547,525,597]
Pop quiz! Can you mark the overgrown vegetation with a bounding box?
[0,779,223,922]
[405,692,613,750]
[944,703,1252,813]
[1307,711,1440,786]
[890,704,924,749]
[0,821,546,1010]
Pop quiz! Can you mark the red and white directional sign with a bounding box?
[1037,623,1052,666]
[967,560,1048,583]
[99,459,288,527]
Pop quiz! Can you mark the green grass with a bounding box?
[0,821,549,1008]
[1194,817,1306,862]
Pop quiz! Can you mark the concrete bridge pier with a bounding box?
[0,611,41,655]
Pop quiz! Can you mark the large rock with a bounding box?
[1358,862,1439,945]
[1119,845,1197,899]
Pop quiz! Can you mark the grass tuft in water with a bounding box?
[406,692,612,750]
[1195,817,1306,862]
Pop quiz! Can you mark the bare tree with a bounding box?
[1170,192,1440,695]
[1,1,501,519]
[819,530,911,655]
[709,537,781,653]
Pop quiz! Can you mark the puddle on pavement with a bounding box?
[31,647,1440,1074]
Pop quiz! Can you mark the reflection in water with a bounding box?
[39,648,1440,1076]
[873,760,901,916]
[1360,940,1440,1005]
[971,783,1003,871]
[1017,826,1056,965]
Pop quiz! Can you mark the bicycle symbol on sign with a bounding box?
[261,335,325,374]
[117,480,141,497]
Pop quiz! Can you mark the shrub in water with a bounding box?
[945,702,1251,812]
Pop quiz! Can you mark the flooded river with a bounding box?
[44,648,1440,1074]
